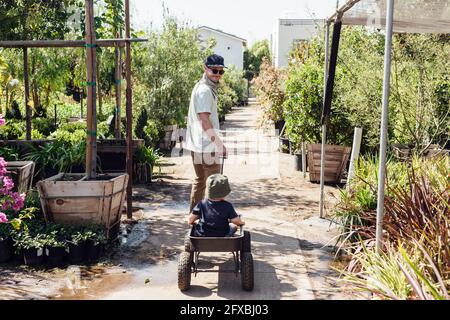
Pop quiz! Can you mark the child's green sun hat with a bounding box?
[206,174,231,199]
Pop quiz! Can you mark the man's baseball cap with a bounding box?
[205,54,227,68]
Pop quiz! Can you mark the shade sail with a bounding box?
[330,0,450,33]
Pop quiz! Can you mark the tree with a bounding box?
[0,0,79,41]
[135,15,211,127]
[244,39,271,82]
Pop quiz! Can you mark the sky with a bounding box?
[130,0,340,46]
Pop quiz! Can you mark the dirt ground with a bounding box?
[0,103,352,300]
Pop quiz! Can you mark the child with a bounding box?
[188,173,244,237]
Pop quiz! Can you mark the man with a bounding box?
[185,54,228,213]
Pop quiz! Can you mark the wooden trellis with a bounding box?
[0,0,147,219]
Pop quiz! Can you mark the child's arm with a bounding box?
[230,214,245,226]
[188,212,199,225]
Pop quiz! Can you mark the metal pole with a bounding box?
[23,47,31,141]
[347,127,363,188]
[85,0,97,179]
[319,20,330,219]
[125,0,133,219]
[376,0,395,254]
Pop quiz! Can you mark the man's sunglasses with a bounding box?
[208,67,225,75]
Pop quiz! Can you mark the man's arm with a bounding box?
[198,112,227,157]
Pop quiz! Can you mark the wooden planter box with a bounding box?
[307,144,351,184]
[36,173,129,240]
[133,163,152,184]
[159,125,178,151]
[392,143,414,160]
[5,161,35,193]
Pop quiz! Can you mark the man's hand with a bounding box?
[217,142,228,158]
[198,112,227,157]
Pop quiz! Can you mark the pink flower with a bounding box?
[0,157,7,176]
[1,176,14,193]
[11,192,25,212]
[0,114,5,126]
[0,212,8,223]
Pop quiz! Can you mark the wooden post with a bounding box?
[125,0,133,219]
[23,47,31,141]
[347,127,363,188]
[301,141,307,179]
[85,0,97,179]
[114,31,122,139]
[80,90,83,119]
[54,104,57,128]
[97,56,102,116]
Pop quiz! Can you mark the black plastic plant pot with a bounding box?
[23,248,45,266]
[279,137,290,154]
[68,242,86,264]
[294,154,302,171]
[46,246,67,267]
[86,240,103,261]
[0,237,13,263]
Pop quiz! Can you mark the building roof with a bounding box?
[198,26,247,44]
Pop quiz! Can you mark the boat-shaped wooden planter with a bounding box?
[308,144,351,184]
[6,161,35,193]
[37,173,129,239]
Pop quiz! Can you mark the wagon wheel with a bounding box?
[178,252,192,291]
[240,252,254,291]
[242,231,251,252]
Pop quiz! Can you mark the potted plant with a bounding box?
[67,227,89,264]
[85,226,107,262]
[0,214,13,263]
[14,233,46,266]
[44,228,68,267]
[133,146,161,184]
[0,152,29,263]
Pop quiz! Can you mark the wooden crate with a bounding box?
[5,161,35,193]
[307,144,351,183]
[37,173,129,239]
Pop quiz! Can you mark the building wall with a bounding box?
[198,29,245,70]
[272,19,323,68]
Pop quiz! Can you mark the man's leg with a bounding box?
[189,152,206,212]
[203,152,221,188]
[189,152,221,212]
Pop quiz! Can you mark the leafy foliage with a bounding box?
[134,15,209,127]
[253,58,286,124]
[244,40,271,81]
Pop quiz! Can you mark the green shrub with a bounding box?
[31,118,56,136]
[253,58,285,124]
[0,120,25,140]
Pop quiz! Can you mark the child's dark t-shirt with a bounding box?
[192,199,238,237]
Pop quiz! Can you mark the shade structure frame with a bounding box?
[320,0,447,251]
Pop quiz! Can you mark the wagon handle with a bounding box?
[220,156,226,175]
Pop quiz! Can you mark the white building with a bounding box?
[198,26,247,70]
[271,18,323,68]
